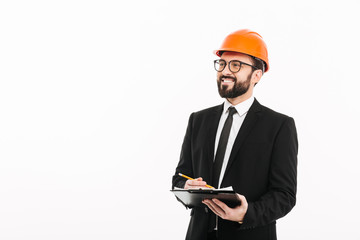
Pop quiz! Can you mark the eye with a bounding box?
[231,62,241,68]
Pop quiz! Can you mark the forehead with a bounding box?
[220,51,252,63]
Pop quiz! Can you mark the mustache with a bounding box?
[219,75,236,81]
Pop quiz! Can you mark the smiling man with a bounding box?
[172,29,298,240]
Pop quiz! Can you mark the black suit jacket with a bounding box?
[172,99,298,240]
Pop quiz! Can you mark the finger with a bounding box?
[195,177,203,181]
[206,203,220,216]
[208,199,226,216]
[188,180,207,186]
[186,181,208,189]
[203,200,223,217]
[212,198,231,214]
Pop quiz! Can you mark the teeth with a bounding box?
[223,79,234,83]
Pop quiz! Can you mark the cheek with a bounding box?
[234,73,243,81]
[235,71,250,82]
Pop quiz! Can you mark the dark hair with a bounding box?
[249,56,265,87]
[250,56,266,73]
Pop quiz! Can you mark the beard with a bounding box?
[217,73,252,98]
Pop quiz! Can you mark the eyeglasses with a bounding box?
[214,59,258,73]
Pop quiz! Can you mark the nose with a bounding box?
[222,63,233,75]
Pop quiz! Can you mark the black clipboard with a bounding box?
[171,189,241,208]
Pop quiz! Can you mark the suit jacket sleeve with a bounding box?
[172,113,195,189]
[240,117,298,229]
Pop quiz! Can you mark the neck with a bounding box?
[226,89,253,106]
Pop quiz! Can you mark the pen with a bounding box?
[178,173,215,189]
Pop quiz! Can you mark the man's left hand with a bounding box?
[202,194,248,222]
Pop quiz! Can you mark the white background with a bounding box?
[1,0,360,239]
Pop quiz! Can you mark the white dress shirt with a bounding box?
[214,96,255,188]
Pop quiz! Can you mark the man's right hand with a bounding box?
[184,177,209,189]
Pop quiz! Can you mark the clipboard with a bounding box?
[171,188,241,208]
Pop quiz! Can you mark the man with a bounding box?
[172,29,298,240]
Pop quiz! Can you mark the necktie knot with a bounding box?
[228,106,237,116]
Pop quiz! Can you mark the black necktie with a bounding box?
[212,106,237,189]
[209,106,237,232]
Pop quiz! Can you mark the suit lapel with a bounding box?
[206,104,223,183]
[222,99,262,184]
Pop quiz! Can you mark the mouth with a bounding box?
[221,77,235,84]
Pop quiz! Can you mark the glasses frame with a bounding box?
[214,59,258,73]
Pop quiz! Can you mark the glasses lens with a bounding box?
[229,61,241,73]
[214,60,226,72]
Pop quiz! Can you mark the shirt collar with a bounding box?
[223,96,255,117]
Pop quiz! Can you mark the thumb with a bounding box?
[195,177,203,181]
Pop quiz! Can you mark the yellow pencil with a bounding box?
[178,173,215,189]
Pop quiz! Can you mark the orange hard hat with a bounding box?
[214,29,269,72]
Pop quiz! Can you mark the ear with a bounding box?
[251,70,262,85]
